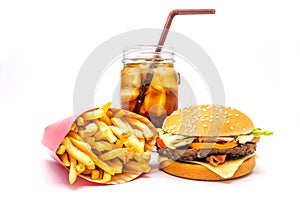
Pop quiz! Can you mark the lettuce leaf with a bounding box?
[251,128,274,137]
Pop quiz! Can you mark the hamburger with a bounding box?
[156,104,273,181]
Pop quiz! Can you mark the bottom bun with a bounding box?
[160,156,255,181]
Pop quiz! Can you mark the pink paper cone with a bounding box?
[42,116,77,153]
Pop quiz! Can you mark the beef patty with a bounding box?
[157,143,256,161]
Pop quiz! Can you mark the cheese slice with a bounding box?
[159,154,255,179]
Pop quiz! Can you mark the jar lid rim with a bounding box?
[123,45,174,52]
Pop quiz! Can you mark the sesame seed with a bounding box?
[173,110,180,115]
[228,113,232,116]
[235,113,239,117]
[242,127,246,131]
[191,110,197,115]
[203,124,208,128]
[201,118,205,122]
[202,108,206,112]
[230,126,234,130]
[226,120,230,124]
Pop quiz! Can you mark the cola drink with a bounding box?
[120,46,179,127]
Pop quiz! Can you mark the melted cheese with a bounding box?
[159,154,255,179]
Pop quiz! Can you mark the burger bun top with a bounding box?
[162,104,254,137]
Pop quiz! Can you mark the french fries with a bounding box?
[56,102,158,184]
[62,137,95,169]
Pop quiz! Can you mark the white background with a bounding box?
[0,0,299,199]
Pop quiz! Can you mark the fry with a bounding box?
[124,161,151,173]
[99,148,128,161]
[94,129,106,140]
[113,109,128,119]
[96,121,118,143]
[100,101,112,113]
[129,112,151,125]
[86,164,96,170]
[102,171,112,183]
[115,140,123,148]
[56,144,66,155]
[91,169,100,180]
[106,158,123,173]
[79,122,98,138]
[138,138,145,151]
[98,169,104,180]
[130,129,144,139]
[122,135,144,153]
[99,115,112,125]
[70,123,78,132]
[133,152,151,162]
[109,125,131,138]
[62,137,95,169]
[92,141,114,152]
[59,152,70,167]
[118,152,133,164]
[82,108,105,121]
[68,131,82,141]
[106,109,113,118]
[111,118,133,133]
[82,169,92,175]
[76,162,86,174]
[69,137,115,175]
[69,154,78,184]
[86,122,98,133]
[83,136,95,145]
[76,117,85,126]
[130,118,154,140]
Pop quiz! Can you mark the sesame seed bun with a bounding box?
[162,104,254,137]
[159,155,255,181]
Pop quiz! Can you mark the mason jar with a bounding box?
[120,45,179,128]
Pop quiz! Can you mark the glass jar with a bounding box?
[120,45,179,128]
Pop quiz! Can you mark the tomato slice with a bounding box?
[251,137,260,143]
[156,138,166,148]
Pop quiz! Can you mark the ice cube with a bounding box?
[121,68,141,88]
[120,88,140,102]
[151,68,179,90]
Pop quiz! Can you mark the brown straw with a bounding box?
[133,9,216,116]
[157,9,215,51]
